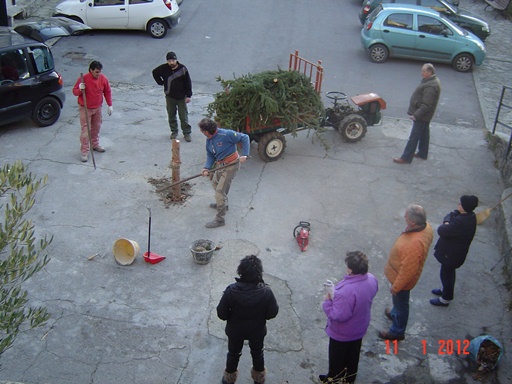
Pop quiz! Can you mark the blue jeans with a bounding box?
[389,290,410,337]
[401,120,430,162]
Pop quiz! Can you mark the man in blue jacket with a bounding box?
[199,118,250,228]
[430,195,478,306]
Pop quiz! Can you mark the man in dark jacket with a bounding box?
[430,195,478,306]
[217,255,279,384]
[394,63,441,164]
[152,52,193,141]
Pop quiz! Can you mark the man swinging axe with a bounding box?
[199,118,250,228]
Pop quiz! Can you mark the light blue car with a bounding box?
[360,4,486,72]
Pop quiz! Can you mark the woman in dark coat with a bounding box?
[430,195,478,306]
[217,255,279,384]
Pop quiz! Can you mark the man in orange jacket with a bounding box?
[379,204,433,341]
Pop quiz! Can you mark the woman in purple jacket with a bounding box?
[320,251,378,383]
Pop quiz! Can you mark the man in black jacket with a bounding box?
[217,255,279,384]
[152,52,193,141]
[430,195,478,306]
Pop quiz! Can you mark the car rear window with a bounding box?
[0,49,29,82]
[368,4,384,22]
[29,46,54,74]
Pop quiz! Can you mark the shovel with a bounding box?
[143,207,166,264]
[80,73,96,170]
[156,160,240,193]
[476,191,512,225]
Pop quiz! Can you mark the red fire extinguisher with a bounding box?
[293,221,310,252]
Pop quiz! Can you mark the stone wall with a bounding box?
[486,130,512,288]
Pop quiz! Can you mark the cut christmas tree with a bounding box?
[207,69,324,135]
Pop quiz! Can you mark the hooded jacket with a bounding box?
[217,279,279,340]
[434,210,477,269]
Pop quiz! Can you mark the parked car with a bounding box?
[359,0,490,41]
[360,4,486,72]
[0,18,90,127]
[54,0,181,38]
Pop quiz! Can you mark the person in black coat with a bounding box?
[430,195,478,306]
[217,255,279,384]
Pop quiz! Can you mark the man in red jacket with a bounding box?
[73,61,113,163]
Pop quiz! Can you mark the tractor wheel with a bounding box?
[338,114,367,143]
[257,131,286,162]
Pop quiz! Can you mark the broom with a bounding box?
[476,191,512,225]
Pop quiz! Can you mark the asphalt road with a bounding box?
[49,0,484,127]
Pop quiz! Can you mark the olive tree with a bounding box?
[0,161,51,356]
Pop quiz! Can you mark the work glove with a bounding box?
[108,106,113,116]
[79,82,86,90]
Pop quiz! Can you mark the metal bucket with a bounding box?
[113,238,140,266]
[190,239,215,265]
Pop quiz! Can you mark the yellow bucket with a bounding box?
[113,238,140,266]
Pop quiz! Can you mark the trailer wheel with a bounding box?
[257,131,286,162]
[338,114,367,143]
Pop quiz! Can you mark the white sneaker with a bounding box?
[81,153,88,162]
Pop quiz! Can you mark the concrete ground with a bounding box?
[1,1,512,384]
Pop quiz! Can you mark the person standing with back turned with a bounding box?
[393,63,441,164]
[217,255,279,384]
[152,51,193,142]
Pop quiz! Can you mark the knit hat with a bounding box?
[166,52,177,60]
[460,195,479,213]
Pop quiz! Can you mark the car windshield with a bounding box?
[438,12,467,35]
[439,0,459,14]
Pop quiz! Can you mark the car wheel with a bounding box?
[148,19,168,39]
[32,97,61,127]
[369,44,389,63]
[452,53,474,72]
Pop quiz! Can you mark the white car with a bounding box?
[54,0,181,38]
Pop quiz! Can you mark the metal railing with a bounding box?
[288,50,324,94]
[491,85,512,157]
